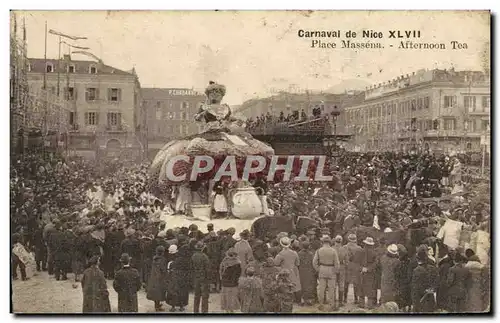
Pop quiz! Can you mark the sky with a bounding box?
[14,10,490,105]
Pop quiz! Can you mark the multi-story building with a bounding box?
[142,88,205,158]
[344,68,490,154]
[27,56,144,160]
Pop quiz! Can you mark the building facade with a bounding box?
[344,69,490,154]
[142,88,206,157]
[27,57,144,160]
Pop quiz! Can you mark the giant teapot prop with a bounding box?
[231,187,262,219]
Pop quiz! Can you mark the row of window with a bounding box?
[153,124,198,136]
[155,111,190,121]
[356,118,489,134]
[346,95,490,123]
[69,111,123,127]
[445,95,490,112]
[346,96,431,123]
[44,86,122,102]
[39,63,98,74]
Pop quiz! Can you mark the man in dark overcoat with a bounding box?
[82,256,111,313]
[191,241,210,313]
[113,253,142,312]
[411,247,439,313]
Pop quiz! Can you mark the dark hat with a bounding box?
[88,255,100,265]
[240,229,250,239]
[226,247,237,257]
[300,241,310,250]
[245,267,255,276]
[189,224,198,231]
[120,253,131,264]
[207,223,214,230]
[194,241,204,250]
[155,245,165,255]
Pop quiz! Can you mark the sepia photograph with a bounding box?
[9,10,491,314]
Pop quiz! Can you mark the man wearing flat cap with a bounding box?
[113,253,142,312]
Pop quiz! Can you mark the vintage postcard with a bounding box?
[10,10,490,314]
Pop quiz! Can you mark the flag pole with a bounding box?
[56,36,61,97]
[43,21,47,90]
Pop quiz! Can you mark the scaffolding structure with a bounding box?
[10,13,71,155]
[10,13,29,155]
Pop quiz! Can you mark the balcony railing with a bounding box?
[247,117,328,136]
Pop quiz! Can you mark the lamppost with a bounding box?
[331,105,340,152]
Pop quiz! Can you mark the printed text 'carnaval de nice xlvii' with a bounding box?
[297,29,469,51]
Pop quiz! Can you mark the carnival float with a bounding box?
[150,81,330,223]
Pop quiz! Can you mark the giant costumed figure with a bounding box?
[150,81,275,220]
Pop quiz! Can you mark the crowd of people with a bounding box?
[245,105,328,131]
[11,148,490,314]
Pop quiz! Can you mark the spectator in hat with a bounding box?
[234,229,253,277]
[238,267,264,313]
[120,228,142,276]
[411,248,438,313]
[345,234,364,305]
[298,240,316,305]
[191,241,210,313]
[166,245,190,312]
[219,248,241,313]
[395,244,411,311]
[379,244,400,304]
[307,229,322,251]
[333,235,348,307]
[360,237,377,309]
[313,235,340,311]
[204,231,222,292]
[275,237,302,303]
[81,256,111,313]
[465,255,487,312]
[446,253,470,313]
[275,269,295,313]
[189,224,204,241]
[113,253,141,313]
[221,228,237,255]
[147,246,168,311]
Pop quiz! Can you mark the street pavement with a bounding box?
[11,271,360,314]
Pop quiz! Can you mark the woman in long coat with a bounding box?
[260,257,280,312]
[465,255,487,312]
[378,245,401,304]
[297,241,316,305]
[395,244,411,310]
[166,245,190,311]
[81,256,111,313]
[274,237,301,294]
[146,246,168,311]
[411,250,438,313]
[238,267,264,313]
[219,248,241,313]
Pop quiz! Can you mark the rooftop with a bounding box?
[27,57,135,76]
